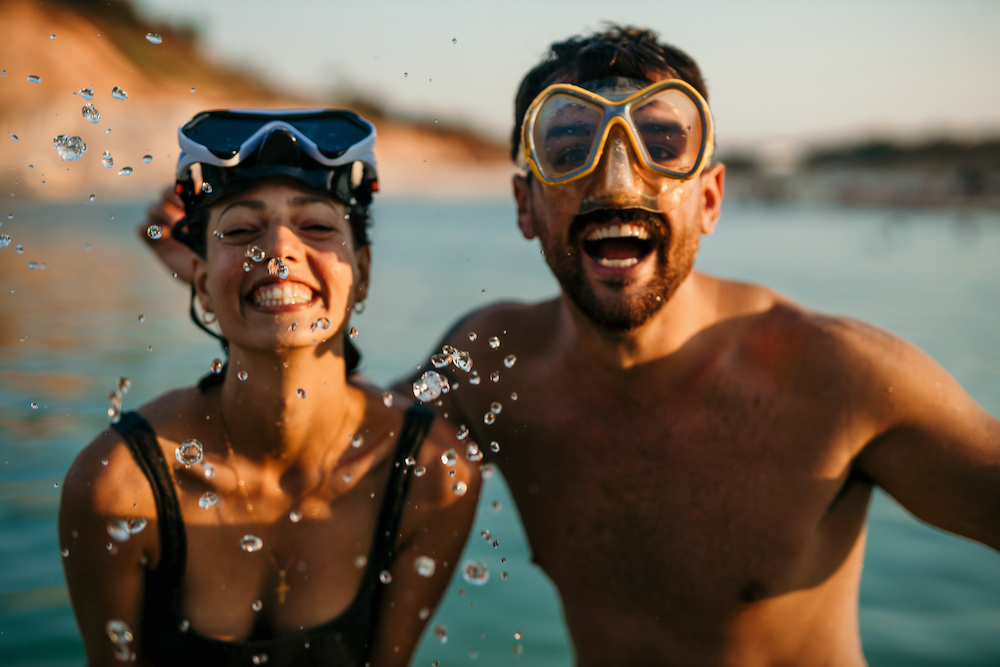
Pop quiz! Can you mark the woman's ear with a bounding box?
[353,244,371,305]
[191,253,213,313]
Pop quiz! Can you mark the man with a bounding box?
[395,26,1000,666]
[143,26,1000,666]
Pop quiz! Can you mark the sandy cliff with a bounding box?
[0,0,513,202]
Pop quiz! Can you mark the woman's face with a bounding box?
[192,178,369,354]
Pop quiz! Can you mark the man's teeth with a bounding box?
[584,223,651,242]
[252,283,313,307]
[596,257,639,268]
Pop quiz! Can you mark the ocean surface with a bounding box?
[0,197,998,666]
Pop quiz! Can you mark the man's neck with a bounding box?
[556,271,718,373]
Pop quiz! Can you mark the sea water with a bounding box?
[0,199,997,665]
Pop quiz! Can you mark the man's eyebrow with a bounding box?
[545,124,594,140]
[637,120,686,134]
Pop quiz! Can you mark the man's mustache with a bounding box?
[569,208,668,245]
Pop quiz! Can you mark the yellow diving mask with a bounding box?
[519,77,714,193]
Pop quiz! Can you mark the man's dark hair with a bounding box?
[511,25,708,161]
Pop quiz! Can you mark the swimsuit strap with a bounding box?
[370,403,436,573]
[112,411,186,581]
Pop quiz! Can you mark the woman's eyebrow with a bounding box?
[220,199,265,218]
[290,195,336,210]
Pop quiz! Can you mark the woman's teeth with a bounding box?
[251,282,313,307]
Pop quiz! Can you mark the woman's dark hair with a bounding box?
[511,24,709,161]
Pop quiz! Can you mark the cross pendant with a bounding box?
[275,570,291,605]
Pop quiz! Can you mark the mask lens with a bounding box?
[182,114,273,159]
[287,113,372,159]
[532,94,604,179]
[631,88,703,175]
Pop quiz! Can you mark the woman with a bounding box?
[58,109,480,666]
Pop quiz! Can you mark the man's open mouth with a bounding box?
[250,282,315,307]
[581,223,656,268]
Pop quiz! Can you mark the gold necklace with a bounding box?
[218,399,356,605]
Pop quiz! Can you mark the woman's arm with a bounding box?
[367,418,483,666]
[59,430,160,666]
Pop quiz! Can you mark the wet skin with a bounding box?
[396,133,1000,664]
[61,181,480,667]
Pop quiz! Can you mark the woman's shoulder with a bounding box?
[62,386,207,518]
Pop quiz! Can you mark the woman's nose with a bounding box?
[266,223,302,262]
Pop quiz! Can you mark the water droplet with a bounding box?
[175,439,204,466]
[466,443,482,462]
[201,181,213,194]
[456,425,469,440]
[237,370,248,381]
[246,245,265,262]
[414,555,436,577]
[243,261,252,272]
[414,466,426,477]
[145,33,162,45]
[489,336,500,349]
[296,388,306,399]
[145,224,162,240]
[288,322,298,332]
[491,501,502,511]
[27,261,39,270]
[52,135,87,161]
[266,257,287,277]
[484,412,495,425]
[190,87,196,93]
[433,625,448,644]
[418,607,430,620]
[178,619,190,632]
[490,441,500,453]
[404,455,416,466]
[511,392,518,401]
[379,569,393,584]
[203,463,216,479]
[113,645,136,662]
[27,75,41,84]
[0,235,9,249]
[240,535,263,552]
[111,86,129,101]
[80,103,101,124]
[61,547,69,557]
[289,510,302,523]
[490,371,500,383]
[251,599,263,612]
[105,619,134,645]
[118,166,133,176]
[349,327,358,339]
[102,151,113,168]
[30,401,39,409]
[143,154,153,163]
[108,390,122,423]
[79,87,94,100]
[503,354,517,369]
[354,555,367,568]
[118,378,131,395]
[440,448,457,466]
[211,358,223,374]
[490,402,502,415]
[382,392,393,407]
[452,480,468,496]
[403,72,408,78]
[127,518,147,534]
[452,38,457,45]
[482,464,496,479]
[453,350,473,372]
[251,654,268,665]
[50,34,56,40]
[106,519,131,541]
[469,371,481,385]
[412,370,449,402]
[431,353,450,369]
[102,458,109,466]
[16,245,24,253]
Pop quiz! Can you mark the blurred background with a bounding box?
[0,0,998,665]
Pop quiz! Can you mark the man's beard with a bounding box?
[540,208,700,332]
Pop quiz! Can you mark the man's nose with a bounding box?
[590,125,642,205]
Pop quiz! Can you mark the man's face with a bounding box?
[515,77,723,333]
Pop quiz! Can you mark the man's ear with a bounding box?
[191,253,213,314]
[513,173,536,240]
[353,244,371,305]
[699,162,726,235]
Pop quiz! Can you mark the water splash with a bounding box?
[52,135,87,161]
[412,370,449,402]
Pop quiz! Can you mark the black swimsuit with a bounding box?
[111,403,434,667]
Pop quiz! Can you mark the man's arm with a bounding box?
[847,321,1000,551]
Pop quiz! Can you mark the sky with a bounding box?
[137,0,1000,153]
